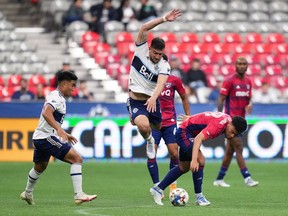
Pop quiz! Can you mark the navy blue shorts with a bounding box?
[126,97,162,126]
[152,124,177,145]
[175,128,195,162]
[33,136,72,162]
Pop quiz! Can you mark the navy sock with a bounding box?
[147,158,159,184]
[240,167,251,179]
[158,166,184,190]
[216,166,228,180]
[192,166,204,194]
[169,158,179,170]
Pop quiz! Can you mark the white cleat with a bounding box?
[74,193,97,205]
[20,191,35,205]
[213,180,231,187]
[245,177,259,187]
[146,139,156,159]
[195,195,211,206]
[150,188,164,205]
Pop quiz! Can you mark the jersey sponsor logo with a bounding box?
[236,91,250,97]
[133,108,138,113]
[160,89,171,96]
[132,56,158,82]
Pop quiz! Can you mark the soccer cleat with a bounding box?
[195,195,211,206]
[74,193,97,205]
[245,177,259,187]
[150,187,164,205]
[146,139,156,159]
[213,180,231,187]
[20,191,35,205]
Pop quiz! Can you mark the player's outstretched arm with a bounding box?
[136,9,182,44]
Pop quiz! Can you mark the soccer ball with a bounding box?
[169,188,189,206]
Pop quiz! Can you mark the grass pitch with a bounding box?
[0,160,287,216]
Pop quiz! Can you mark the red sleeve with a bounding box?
[220,78,232,96]
[174,76,186,95]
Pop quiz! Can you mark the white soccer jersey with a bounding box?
[129,42,171,96]
[32,90,66,139]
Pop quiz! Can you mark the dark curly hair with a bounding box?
[232,116,247,134]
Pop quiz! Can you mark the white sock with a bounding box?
[195,193,203,198]
[154,182,160,187]
[70,163,83,195]
[25,168,41,194]
[146,133,153,141]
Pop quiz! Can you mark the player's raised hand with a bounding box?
[163,9,182,22]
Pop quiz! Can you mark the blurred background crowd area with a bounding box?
[0,0,288,103]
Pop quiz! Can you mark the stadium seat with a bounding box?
[164,0,187,12]
[82,41,98,56]
[213,43,234,54]
[202,33,220,43]
[192,43,214,54]
[94,51,110,67]
[182,11,205,22]
[226,12,248,22]
[264,54,287,66]
[249,1,269,13]
[233,44,254,54]
[81,31,100,45]
[249,75,263,89]
[179,32,198,44]
[257,22,278,33]
[219,65,235,76]
[269,1,288,13]
[201,64,219,75]
[116,42,135,56]
[28,74,47,87]
[159,32,178,43]
[249,12,270,22]
[117,74,129,91]
[212,22,235,33]
[104,21,125,45]
[274,44,288,54]
[266,33,285,44]
[43,86,56,96]
[246,64,262,76]
[265,64,283,76]
[7,74,22,87]
[115,32,134,44]
[106,63,121,79]
[246,33,263,44]
[235,22,256,33]
[207,0,228,12]
[228,0,248,12]
[0,76,4,86]
[271,12,288,22]
[268,76,288,89]
[223,33,242,44]
[0,86,14,101]
[187,1,207,12]
[205,12,226,22]
[254,44,274,54]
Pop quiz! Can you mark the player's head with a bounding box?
[225,116,247,139]
[149,37,165,64]
[235,56,248,76]
[57,71,78,97]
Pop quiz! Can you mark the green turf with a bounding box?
[0,160,287,216]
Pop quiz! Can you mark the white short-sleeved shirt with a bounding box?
[32,90,66,139]
[129,42,171,96]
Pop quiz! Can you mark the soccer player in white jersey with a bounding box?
[20,71,97,205]
[126,9,182,160]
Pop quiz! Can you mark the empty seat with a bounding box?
[274,44,288,54]
[226,12,248,22]
[187,22,212,32]
[207,0,228,12]
[246,64,262,76]
[249,12,270,22]
[81,31,100,45]
[202,33,220,43]
[233,44,253,54]
[180,32,199,44]
[115,32,134,44]
[250,75,263,89]
[213,43,235,54]
[269,1,288,13]
[266,33,286,44]
[212,22,234,33]
[182,12,205,22]
[159,32,178,43]
[0,76,4,86]
[7,74,22,87]
[235,22,256,33]
[104,21,125,45]
[201,64,219,75]
[192,43,214,54]
[187,1,207,12]
[257,22,278,33]
[224,33,242,43]
[164,0,187,12]
[249,1,269,12]
[29,74,47,87]
[246,33,263,44]
[219,65,235,76]
[271,12,288,22]
[116,42,135,56]
[264,54,287,66]
[265,64,283,76]
[228,0,248,12]
[205,12,226,21]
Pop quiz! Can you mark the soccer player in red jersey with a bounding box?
[147,67,190,195]
[213,56,259,187]
[150,111,248,206]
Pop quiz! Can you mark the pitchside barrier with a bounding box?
[0,102,287,161]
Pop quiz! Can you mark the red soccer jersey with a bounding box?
[159,75,186,127]
[220,74,252,117]
[179,112,232,140]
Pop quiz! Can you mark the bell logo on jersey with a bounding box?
[236,91,249,97]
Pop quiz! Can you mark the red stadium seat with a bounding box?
[249,76,263,89]
[115,32,134,44]
[81,31,100,45]
[213,43,234,54]
[201,64,219,75]
[274,44,288,54]
[264,54,287,66]
[94,52,110,67]
[28,74,47,87]
[82,41,98,55]
[223,33,242,43]
[254,44,274,54]
[159,32,178,43]
[219,64,235,76]
[43,86,56,96]
[233,44,254,54]
[7,74,22,87]
[192,43,214,54]
[180,32,198,43]
[223,53,252,65]
[201,54,222,64]
[245,33,263,44]
[206,75,217,88]
[248,53,267,65]
[117,74,129,91]
[202,32,220,43]
[246,64,262,76]
[164,42,179,55]
[268,76,287,89]
[104,54,121,65]
[265,64,283,76]
[94,42,110,53]
[266,33,285,44]
[116,42,135,56]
